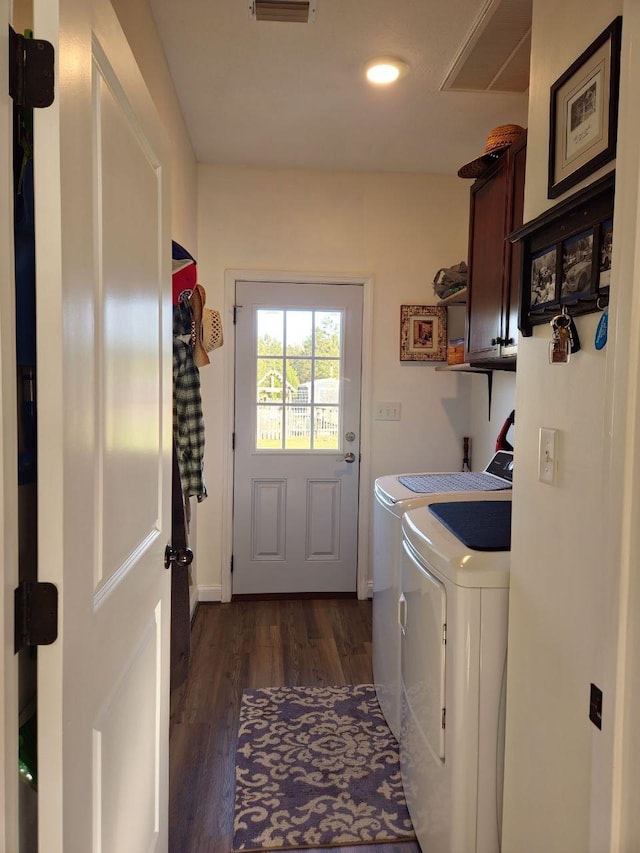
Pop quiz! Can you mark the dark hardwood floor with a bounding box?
[169,598,421,853]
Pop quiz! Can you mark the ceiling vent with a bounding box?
[441,0,532,93]
[249,1,317,23]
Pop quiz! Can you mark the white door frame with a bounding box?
[606,4,640,850]
[221,269,374,603]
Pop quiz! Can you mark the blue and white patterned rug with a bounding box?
[231,684,415,851]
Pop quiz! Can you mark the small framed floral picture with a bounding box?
[399,305,447,362]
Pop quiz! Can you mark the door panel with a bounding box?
[233,281,363,595]
[95,39,165,597]
[33,1,171,850]
[93,614,160,852]
[252,479,286,559]
[306,479,340,559]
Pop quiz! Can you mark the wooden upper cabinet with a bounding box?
[466,132,527,364]
[504,135,527,353]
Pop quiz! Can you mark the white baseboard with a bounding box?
[196,583,369,602]
[197,584,223,603]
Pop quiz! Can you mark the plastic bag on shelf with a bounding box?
[433,261,467,300]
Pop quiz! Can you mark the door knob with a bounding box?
[343,452,356,463]
[164,545,194,570]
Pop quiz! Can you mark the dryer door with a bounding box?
[401,539,447,761]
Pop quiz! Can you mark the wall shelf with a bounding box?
[436,362,489,373]
[435,360,515,419]
[437,286,467,305]
[435,359,516,373]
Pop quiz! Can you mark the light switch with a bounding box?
[538,427,558,485]
[375,402,401,421]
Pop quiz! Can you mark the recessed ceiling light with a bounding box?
[365,57,410,85]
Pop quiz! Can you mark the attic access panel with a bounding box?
[441,0,532,93]
[249,0,317,23]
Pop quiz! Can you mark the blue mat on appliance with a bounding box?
[428,500,512,551]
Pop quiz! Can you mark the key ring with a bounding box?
[551,311,571,330]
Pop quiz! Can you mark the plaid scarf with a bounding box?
[173,303,207,501]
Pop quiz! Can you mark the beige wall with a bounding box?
[195,164,473,598]
[469,370,516,465]
[502,2,623,851]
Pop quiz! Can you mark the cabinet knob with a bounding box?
[491,336,505,346]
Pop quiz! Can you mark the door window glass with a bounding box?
[256,309,342,450]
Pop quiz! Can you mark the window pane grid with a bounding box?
[255,308,342,451]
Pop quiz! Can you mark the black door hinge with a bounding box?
[232,432,235,451]
[14,581,58,653]
[8,26,55,108]
[230,555,234,574]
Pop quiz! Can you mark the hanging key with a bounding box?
[549,312,572,364]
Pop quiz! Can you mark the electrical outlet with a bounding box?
[375,402,401,421]
[538,427,557,485]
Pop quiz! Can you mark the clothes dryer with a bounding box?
[372,452,513,739]
[400,500,511,853]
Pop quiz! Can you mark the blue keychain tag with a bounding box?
[595,310,608,350]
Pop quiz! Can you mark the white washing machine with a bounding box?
[400,499,511,853]
[372,452,513,739]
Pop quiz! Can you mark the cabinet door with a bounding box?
[466,161,509,360]
[503,137,527,354]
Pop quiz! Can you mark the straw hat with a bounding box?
[189,284,224,367]
[202,307,224,354]
[457,124,526,179]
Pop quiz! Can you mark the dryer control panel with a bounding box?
[485,451,514,483]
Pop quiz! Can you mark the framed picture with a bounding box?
[399,305,447,362]
[548,16,622,199]
[510,172,614,335]
[560,229,593,301]
[598,218,613,291]
[530,246,558,308]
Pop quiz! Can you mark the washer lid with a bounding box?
[375,473,511,506]
[374,451,513,505]
[428,500,511,551]
[375,480,512,516]
[402,500,511,588]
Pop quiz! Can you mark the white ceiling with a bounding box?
[148,0,530,175]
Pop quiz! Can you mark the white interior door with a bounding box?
[1,4,20,850]
[233,280,363,595]
[33,1,171,850]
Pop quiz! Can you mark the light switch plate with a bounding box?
[538,427,557,485]
[375,402,401,421]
